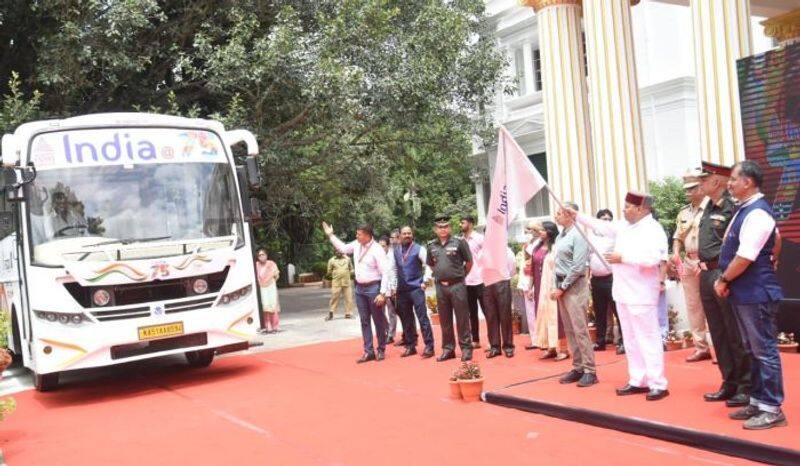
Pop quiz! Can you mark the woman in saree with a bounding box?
[256,249,281,334]
[534,221,569,360]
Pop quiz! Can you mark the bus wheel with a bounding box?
[185,349,214,368]
[34,372,59,392]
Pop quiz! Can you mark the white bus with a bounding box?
[0,113,262,391]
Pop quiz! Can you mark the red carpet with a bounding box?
[489,347,799,453]
[0,330,775,466]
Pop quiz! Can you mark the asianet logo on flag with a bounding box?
[62,132,157,163]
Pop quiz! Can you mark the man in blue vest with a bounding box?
[392,226,435,358]
[714,160,786,430]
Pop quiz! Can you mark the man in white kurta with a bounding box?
[569,192,670,401]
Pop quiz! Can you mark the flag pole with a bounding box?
[544,185,613,272]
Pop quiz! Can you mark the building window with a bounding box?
[513,47,526,96]
[524,153,550,217]
[532,49,542,92]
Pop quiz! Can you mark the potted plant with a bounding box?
[0,307,16,421]
[456,361,484,402]
[777,332,798,353]
[664,330,683,351]
[511,310,522,335]
[425,281,439,325]
[448,369,462,399]
[682,330,694,349]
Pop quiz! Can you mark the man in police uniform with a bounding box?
[672,169,711,362]
[427,214,474,362]
[697,161,750,407]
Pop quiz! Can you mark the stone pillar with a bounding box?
[522,0,595,213]
[690,0,752,167]
[583,0,647,215]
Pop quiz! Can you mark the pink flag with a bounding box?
[481,127,547,286]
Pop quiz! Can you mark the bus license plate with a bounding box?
[138,322,184,341]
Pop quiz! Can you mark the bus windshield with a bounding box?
[26,128,243,265]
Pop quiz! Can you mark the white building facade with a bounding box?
[474,0,784,242]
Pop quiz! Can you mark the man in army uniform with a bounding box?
[671,169,711,362]
[697,161,750,407]
[427,214,474,362]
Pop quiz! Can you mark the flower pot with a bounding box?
[449,380,462,399]
[778,342,798,354]
[459,378,484,402]
[588,327,597,343]
[512,320,521,335]
[0,349,12,375]
[665,340,682,352]
[430,313,440,325]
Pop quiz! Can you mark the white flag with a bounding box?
[481,127,547,286]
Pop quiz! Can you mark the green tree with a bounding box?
[649,177,685,244]
[1,0,508,272]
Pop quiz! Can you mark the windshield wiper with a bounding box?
[84,235,173,248]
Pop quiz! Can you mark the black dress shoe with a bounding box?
[461,351,473,362]
[386,337,395,344]
[703,388,735,402]
[593,343,606,351]
[376,350,385,361]
[401,347,417,358]
[357,353,376,364]
[577,373,598,387]
[504,348,514,358]
[559,369,584,384]
[393,339,406,347]
[524,345,538,350]
[324,312,333,321]
[436,351,456,362]
[726,393,750,407]
[616,384,649,396]
[646,389,669,401]
[486,348,502,358]
[421,348,435,359]
[616,344,625,355]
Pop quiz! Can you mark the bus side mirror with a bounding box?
[244,156,261,188]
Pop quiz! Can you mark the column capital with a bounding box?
[761,9,800,44]
[521,0,639,12]
[520,0,580,13]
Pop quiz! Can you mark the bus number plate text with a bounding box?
[138,322,184,341]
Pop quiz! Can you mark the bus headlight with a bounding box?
[35,311,86,325]
[218,284,253,306]
[192,278,209,295]
[92,289,112,307]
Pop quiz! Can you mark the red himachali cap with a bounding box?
[701,161,732,177]
[625,191,647,206]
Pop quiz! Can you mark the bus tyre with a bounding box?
[34,372,59,392]
[185,349,214,368]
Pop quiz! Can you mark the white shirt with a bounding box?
[577,213,667,306]
[728,193,777,261]
[588,231,614,276]
[329,235,390,294]
[462,231,484,286]
[505,247,517,279]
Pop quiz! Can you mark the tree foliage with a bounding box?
[0,0,508,270]
[649,176,686,243]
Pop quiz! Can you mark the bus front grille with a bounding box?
[90,295,218,321]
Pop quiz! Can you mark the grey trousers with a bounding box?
[484,280,514,349]
[556,276,595,374]
[435,282,472,353]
